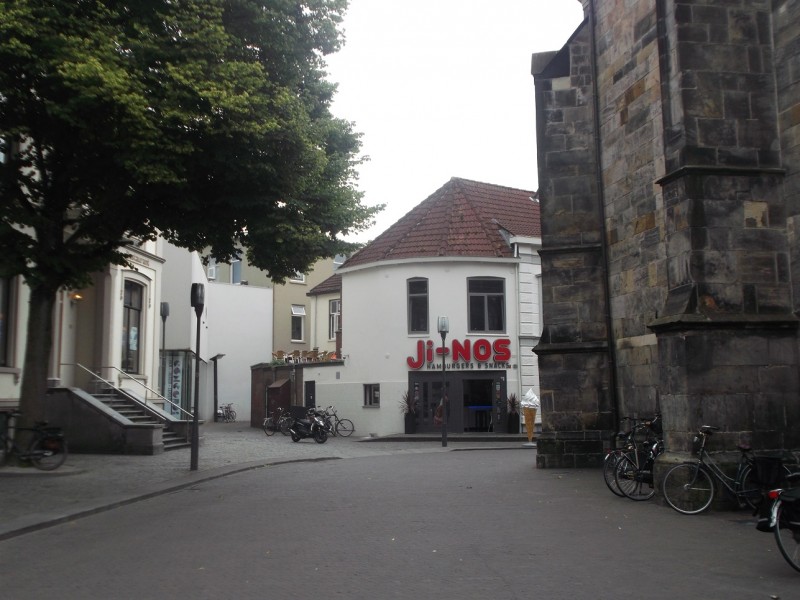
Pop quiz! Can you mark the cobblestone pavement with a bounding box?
[0,422,528,540]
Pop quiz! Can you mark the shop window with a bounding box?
[407,278,428,333]
[0,277,11,366]
[468,277,505,332]
[328,299,341,340]
[364,383,380,407]
[291,305,306,342]
[122,280,144,373]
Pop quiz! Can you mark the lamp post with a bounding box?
[437,316,449,447]
[190,284,204,471]
[160,302,169,401]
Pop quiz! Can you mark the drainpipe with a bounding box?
[587,0,620,427]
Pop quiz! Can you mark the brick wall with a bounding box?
[533,0,800,468]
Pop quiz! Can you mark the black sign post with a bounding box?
[190,284,204,471]
[437,316,449,447]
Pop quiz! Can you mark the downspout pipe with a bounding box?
[587,0,620,428]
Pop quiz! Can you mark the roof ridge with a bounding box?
[342,178,540,269]
[455,179,508,257]
[450,176,536,195]
[389,186,450,259]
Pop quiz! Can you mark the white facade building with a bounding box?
[161,243,273,422]
[1,239,165,410]
[306,178,542,437]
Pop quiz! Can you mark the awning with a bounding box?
[268,378,290,389]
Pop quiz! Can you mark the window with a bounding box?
[468,277,505,332]
[364,384,380,407]
[207,258,217,281]
[231,259,242,284]
[328,299,341,340]
[290,272,305,283]
[333,254,346,267]
[407,278,428,333]
[291,305,306,342]
[122,281,144,373]
[0,277,11,366]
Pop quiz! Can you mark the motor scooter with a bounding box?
[288,409,328,443]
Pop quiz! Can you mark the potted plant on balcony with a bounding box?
[507,393,520,433]
[400,390,417,434]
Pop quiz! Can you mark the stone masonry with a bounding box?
[532,0,800,469]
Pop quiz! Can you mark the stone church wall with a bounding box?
[533,0,800,469]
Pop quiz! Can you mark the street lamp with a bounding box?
[190,284,204,471]
[437,316,449,447]
[160,302,169,401]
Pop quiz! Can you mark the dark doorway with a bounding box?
[304,380,316,408]
[463,379,493,432]
[407,371,507,434]
[408,377,453,433]
[266,379,291,419]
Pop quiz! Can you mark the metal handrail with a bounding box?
[67,363,193,420]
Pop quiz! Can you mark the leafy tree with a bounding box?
[0,0,380,424]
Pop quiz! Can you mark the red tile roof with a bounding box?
[343,178,540,269]
[307,273,342,296]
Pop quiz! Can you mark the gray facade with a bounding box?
[532,0,800,468]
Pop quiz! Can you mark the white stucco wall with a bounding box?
[513,236,542,425]
[307,292,338,354]
[312,257,524,436]
[161,243,272,421]
[161,243,206,354]
[206,281,272,419]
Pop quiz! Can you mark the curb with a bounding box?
[0,456,340,542]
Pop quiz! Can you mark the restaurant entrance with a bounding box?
[407,371,507,433]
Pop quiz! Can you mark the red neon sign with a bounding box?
[406,338,511,369]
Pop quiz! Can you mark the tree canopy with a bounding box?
[0,0,378,288]
[0,0,380,422]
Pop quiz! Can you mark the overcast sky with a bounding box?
[324,0,586,242]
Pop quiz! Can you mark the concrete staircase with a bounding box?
[91,387,190,451]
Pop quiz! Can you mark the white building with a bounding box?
[160,243,273,423]
[304,178,542,437]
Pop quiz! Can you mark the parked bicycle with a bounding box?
[766,475,800,572]
[316,406,354,437]
[613,414,664,501]
[0,412,68,471]
[263,407,292,436]
[603,414,661,499]
[662,425,794,514]
[217,403,237,423]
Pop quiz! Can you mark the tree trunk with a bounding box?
[18,284,57,429]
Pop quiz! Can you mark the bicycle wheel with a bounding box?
[775,501,800,572]
[263,417,275,436]
[614,453,655,501]
[662,463,715,514]
[313,427,328,444]
[279,416,292,435]
[335,419,354,437]
[228,410,237,422]
[30,435,68,471]
[603,451,625,497]
[739,464,796,510]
